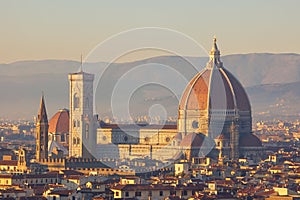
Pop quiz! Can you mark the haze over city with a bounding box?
[0,1,300,199]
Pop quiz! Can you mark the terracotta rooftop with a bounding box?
[0,160,18,166]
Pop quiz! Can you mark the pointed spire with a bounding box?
[38,94,48,123]
[207,36,223,68]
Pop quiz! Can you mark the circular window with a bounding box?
[144,137,150,142]
[192,120,199,129]
[102,136,107,141]
[165,137,170,142]
[124,136,128,142]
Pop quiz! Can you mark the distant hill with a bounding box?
[0,53,299,121]
[246,81,300,120]
[223,53,300,86]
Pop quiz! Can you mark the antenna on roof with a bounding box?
[80,54,83,72]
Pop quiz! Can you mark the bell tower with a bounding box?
[36,95,49,161]
[68,64,96,158]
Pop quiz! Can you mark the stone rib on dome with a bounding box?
[222,68,251,111]
[49,109,69,134]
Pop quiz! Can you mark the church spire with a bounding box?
[36,94,49,161]
[38,94,48,123]
[207,36,223,68]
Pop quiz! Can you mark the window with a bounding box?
[61,134,65,142]
[135,192,141,196]
[182,190,187,196]
[116,192,119,197]
[160,191,163,196]
[85,124,89,139]
[74,93,80,110]
[192,120,199,129]
[85,97,89,108]
[73,120,76,128]
[125,192,129,197]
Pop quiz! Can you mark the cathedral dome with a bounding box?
[179,40,250,112]
[49,109,69,134]
[177,38,261,161]
[178,38,252,137]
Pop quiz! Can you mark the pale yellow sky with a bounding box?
[0,0,299,63]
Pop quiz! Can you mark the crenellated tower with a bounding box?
[68,63,97,158]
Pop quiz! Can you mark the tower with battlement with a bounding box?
[68,69,97,158]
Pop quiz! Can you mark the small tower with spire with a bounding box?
[36,95,49,161]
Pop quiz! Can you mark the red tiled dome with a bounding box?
[239,133,262,147]
[179,67,250,111]
[179,38,250,112]
[49,109,69,133]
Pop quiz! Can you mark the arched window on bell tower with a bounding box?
[85,97,89,108]
[74,93,80,110]
[85,124,89,139]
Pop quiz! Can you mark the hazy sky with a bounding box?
[1,0,299,63]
